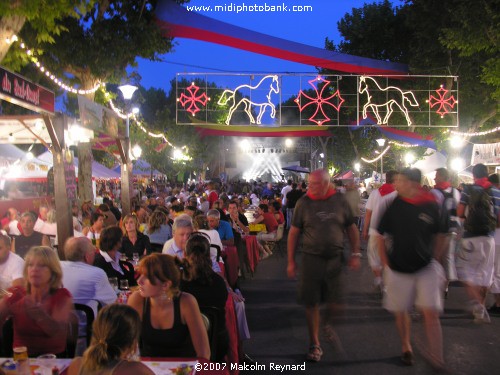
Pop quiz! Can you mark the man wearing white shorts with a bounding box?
[362,170,397,292]
[456,164,500,322]
[378,168,448,369]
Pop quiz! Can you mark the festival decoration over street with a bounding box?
[176,73,459,128]
[294,76,345,126]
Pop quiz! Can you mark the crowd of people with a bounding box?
[285,164,499,371]
[0,164,499,373]
[0,178,290,367]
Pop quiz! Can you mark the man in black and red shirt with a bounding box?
[378,168,448,369]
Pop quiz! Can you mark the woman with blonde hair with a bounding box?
[121,214,151,259]
[0,246,73,356]
[144,210,172,253]
[128,253,210,359]
[67,304,154,375]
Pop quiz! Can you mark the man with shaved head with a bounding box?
[287,169,361,362]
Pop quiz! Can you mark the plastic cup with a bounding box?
[13,346,28,362]
[36,354,57,375]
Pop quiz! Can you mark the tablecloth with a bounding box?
[244,236,260,274]
[221,246,239,288]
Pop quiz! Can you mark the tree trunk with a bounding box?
[77,142,94,202]
[0,15,26,62]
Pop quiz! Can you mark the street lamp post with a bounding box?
[376,138,386,183]
[354,162,361,181]
[118,84,138,216]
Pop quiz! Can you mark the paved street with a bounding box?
[239,237,500,374]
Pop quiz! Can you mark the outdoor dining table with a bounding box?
[0,356,232,375]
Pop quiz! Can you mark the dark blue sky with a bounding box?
[137,0,370,91]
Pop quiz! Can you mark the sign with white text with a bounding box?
[0,65,54,114]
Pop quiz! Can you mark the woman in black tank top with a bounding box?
[127,253,210,360]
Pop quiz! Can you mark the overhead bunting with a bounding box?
[350,115,437,149]
[195,125,331,138]
[155,1,408,75]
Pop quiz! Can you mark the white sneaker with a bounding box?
[473,304,491,324]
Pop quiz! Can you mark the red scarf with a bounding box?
[474,177,492,189]
[378,183,395,197]
[399,187,437,205]
[307,187,336,200]
[434,181,451,190]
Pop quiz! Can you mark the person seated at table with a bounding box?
[33,204,49,233]
[179,232,229,362]
[128,253,210,359]
[82,212,105,247]
[5,207,20,236]
[121,214,152,259]
[144,210,172,253]
[81,200,95,228]
[270,201,285,225]
[94,226,137,287]
[228,201,249,236]
[98,203,118,228]
[0,246,73,357]
[193,215,224,272]
[67,304,154,375]
[12,212,51,259]
[166,215,222,274]
[207,209,234,246]
[0,233,24,290]
[252,204,278,258]
[61,237,117,317]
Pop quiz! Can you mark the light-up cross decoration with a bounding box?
[178,82,209,116]
[294,76,344,126]
[427,85,457,118]
[358,76,419,126]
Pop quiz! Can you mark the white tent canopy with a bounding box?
[37,151,120,179]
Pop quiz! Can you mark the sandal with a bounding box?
[306,345,323,362]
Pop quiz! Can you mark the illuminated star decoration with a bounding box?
[294,76,345,126]
[178,82,209,116]
[427,85,457,118]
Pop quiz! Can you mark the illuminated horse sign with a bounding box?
[358,76,419,126]
[218,75,279,125]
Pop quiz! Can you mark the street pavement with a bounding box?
[239,236,500,374]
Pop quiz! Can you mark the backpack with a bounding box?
[464,185,497,236]
[437,188,459,233]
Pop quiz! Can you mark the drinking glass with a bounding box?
[119,279,129,291]
[13,346,28,362]
[120,253,127,262]
[36,354,57,374]
[132,252,140,265]
[13,346,29,375]
[108,277,119,293]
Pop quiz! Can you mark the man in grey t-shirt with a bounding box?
[287,169,360,362]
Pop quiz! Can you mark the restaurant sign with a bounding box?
[0,65,55,114]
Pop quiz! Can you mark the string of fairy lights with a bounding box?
[4,34,182,151]
[3,33,500,166]
[105,94,175,147]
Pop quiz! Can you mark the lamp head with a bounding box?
[118,84,138,100]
